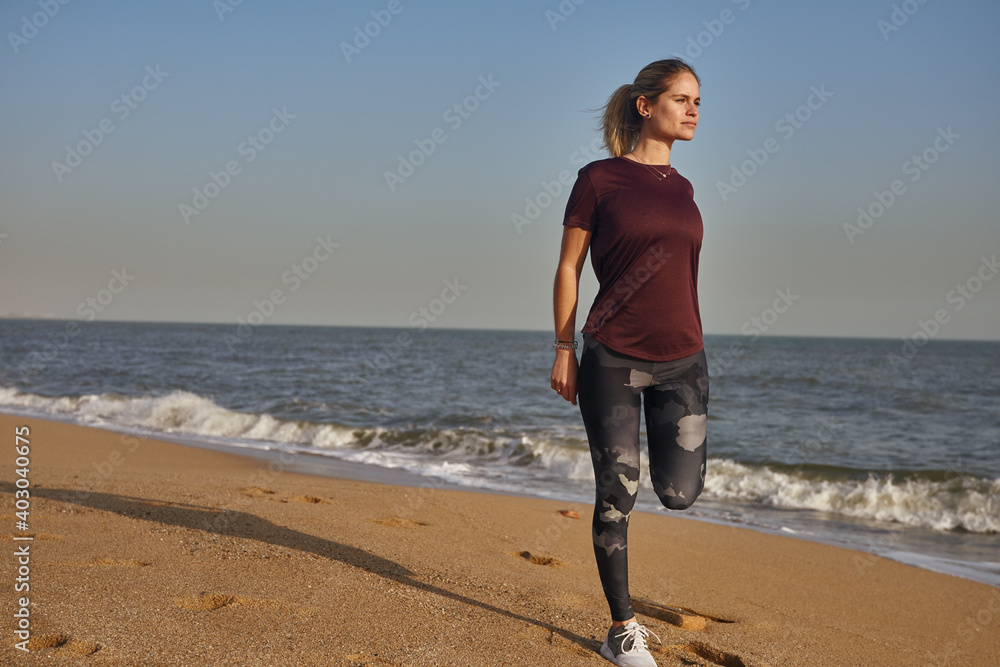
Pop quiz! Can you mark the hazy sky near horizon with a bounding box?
[1,0,998,341]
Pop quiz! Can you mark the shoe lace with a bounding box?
[617,622,660,654]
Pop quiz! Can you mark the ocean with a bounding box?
[1,319,997,587]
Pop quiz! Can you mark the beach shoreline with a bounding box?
[6,404,997,591]
[2,413,998,666]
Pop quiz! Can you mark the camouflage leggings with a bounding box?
[577,335,709,622]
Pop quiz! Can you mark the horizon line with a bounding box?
[1,316,998,344]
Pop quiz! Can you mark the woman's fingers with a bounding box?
[551,356,578,404]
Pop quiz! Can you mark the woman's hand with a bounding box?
[550,348,580,405]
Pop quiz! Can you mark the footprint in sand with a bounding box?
[631,600,749,666]
[511,550,563,566]
[241,487,334,504]
[172,592,286,611]
[289,494,333,504]
[371,517,428,528]
[173,592,237,611]
[242,486,276,498]
[55,557,149,567]
[633,598,735,631]
[670,641,750,667]
[26,633,100,656]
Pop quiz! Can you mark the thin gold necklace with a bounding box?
[629,152,672,180]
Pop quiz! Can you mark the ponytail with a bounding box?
[602,84,642,159]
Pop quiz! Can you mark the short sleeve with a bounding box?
[562,168,598,231]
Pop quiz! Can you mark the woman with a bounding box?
[550,59,709,667]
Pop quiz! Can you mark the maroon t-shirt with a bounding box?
[563,156,704,362]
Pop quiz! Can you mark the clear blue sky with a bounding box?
[2,0,998,340]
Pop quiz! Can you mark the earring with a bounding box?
[646,113,651,118]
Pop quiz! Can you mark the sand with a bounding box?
[1,413,997,666]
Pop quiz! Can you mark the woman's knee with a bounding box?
[661,495,696,511]
[653,478,704,511]
[594,465,640,510]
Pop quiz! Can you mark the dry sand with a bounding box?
[1,413,997,666]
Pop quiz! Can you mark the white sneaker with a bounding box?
[599,621,660,667]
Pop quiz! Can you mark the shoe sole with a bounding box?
[599,641,618,665]
[599,639,657,667]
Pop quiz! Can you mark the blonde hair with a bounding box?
[601,59,700,157]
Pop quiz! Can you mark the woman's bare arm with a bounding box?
[551,226,592,405]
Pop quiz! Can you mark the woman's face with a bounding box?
[639,72,700,143]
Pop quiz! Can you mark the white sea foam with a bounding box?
[0,386,358,450]
[704,458,1000,534]
[2,386,996,534]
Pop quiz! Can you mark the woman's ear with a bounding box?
[635,95,651,119]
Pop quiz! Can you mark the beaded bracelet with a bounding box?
[553,339,578,350]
